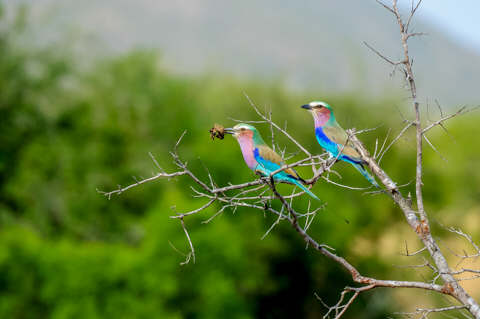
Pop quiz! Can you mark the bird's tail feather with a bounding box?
[352,163,379,188]
[297,176,307,185]
[294,180,320,201]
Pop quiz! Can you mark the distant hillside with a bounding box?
[8,0,480,105]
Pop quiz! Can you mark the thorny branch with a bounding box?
[99,0,480,318]
[356,0,480,317]
[396,305,468,319]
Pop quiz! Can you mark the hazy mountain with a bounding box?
[8,0,480,105]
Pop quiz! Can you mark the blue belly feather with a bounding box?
[315,127,339,156]
[314,127,378,187]
[315,127,363,165]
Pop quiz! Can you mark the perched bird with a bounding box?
[224,123,319,200]
[301,101,379,187]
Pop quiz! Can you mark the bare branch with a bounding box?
[97,170,187,199]
[363,41,403,66]
[447,226,480,261]
[170,197,217,219]
[180,217,195,264]
[423,134,448,162]
[396,304,467,318]
[378,122,414,163]
[149,151,165,173]
[243,92,312,157]
[375,0,396,15]
[405,0,423,33]
[406,32,428,40]
[422,106,478,134]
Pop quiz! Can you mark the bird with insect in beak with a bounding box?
[301,101,379,187]
[224,123,319,200]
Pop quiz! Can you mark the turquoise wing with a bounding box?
[254,145,298,180]
[254,145,320,200]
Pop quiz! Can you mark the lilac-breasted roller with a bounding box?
[224,123,319,200]
[301,101,379,187]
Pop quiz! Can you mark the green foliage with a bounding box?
[0,6,479,318]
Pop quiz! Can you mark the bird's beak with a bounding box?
[301,104,312,110]
[224,128,235,135]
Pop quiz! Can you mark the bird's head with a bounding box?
[301,101,335,127]
[224,123,258,140]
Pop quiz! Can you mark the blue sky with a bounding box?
[411,0,480,52]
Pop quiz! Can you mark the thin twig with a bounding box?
[180,217,195,264]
